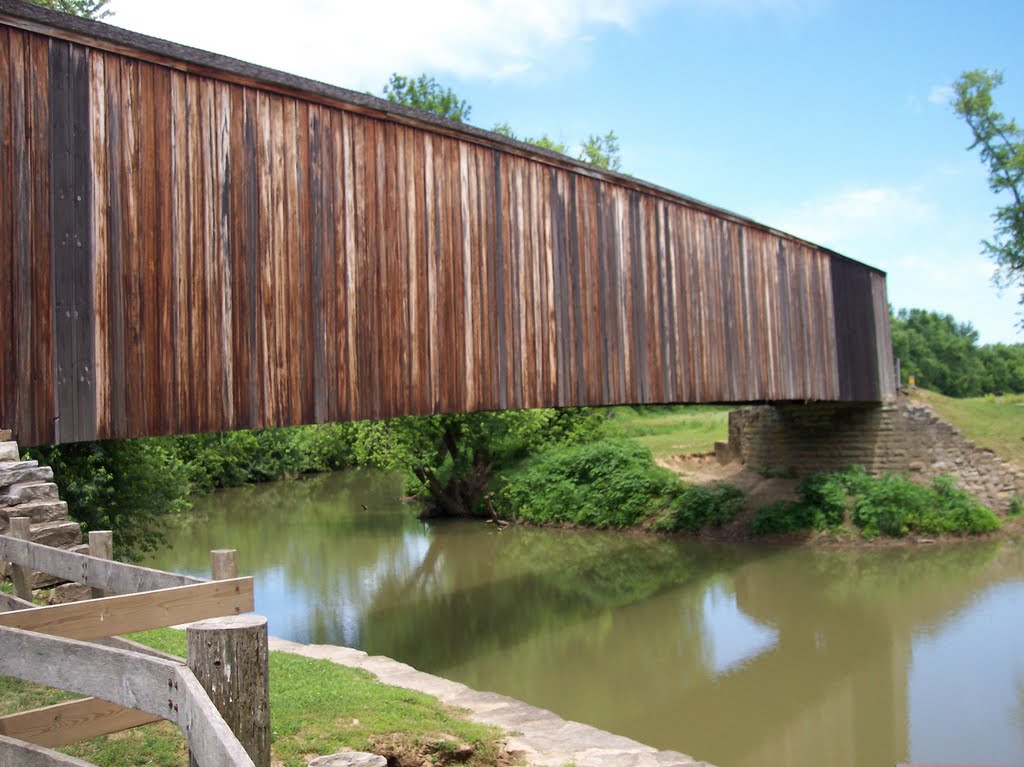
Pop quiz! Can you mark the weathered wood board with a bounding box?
[0,577,254,640]
[0,0,896,447]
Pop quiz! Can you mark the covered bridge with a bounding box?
[0,0,895,447]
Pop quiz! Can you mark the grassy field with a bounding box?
[606,404,732,459]
[0,628,502,767]
[606,393,1024,469]
[911,389,1024,468]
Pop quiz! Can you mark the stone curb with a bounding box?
[267,637,714,767]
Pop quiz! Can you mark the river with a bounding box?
[146,469,1024,767]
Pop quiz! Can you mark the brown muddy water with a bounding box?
[147,469,1024,767]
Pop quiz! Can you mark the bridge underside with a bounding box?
[0,1,895,447]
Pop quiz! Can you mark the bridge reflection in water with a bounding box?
[147,470,1024,767]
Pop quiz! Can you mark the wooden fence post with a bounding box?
[9,517,33,601]
[211,549,237,581]
[88,530,113,599]
[186,615,270,767]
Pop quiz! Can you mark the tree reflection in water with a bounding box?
[149,471,1024,767]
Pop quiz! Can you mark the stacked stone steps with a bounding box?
[0,429,83,590]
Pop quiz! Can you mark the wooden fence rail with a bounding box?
[0,529,265,767]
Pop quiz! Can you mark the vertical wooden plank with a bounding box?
[268,93,286,425]
[199,77,220,433]
[169,68,189,435]
[102,53,126,437]
[26,33,54,445]
[255,89,273,427]
[138,62,161,436]
[308,104,328,424]
[871,271,896,400]
[48,39,74,442]
[424,133,442,412]
[70,43,94,441]
[121,58,146,435]
[241,86,259,428]
[88,51,108,438]
[183,72,202,434]
[0,28,15,433]
[341,111,358,420]
[215,81,234,431]
[491,150,508,411]
[323,107,343,422]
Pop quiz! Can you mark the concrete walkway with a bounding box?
[268,637,713,767]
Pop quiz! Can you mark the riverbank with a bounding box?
[268,637,712,767]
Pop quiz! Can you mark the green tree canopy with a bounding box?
[382,73,471,122]
[27,0,110,19]
[381,73,622,170]
[579,131,622,172]
[953,70,1024,323]
[891,307,1024,396]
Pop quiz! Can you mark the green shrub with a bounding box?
[918,476,1001,534]
[796,471,853,527]
[1010,495,1024,517]
[26,439,191,561]
[658,483,745,533]
[749,500,818,535]
[498,440,674,528]
[850,474,922,537]
[751,466,1001,539]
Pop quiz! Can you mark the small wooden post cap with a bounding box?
[308,753,387,767]
[186,614,267,632]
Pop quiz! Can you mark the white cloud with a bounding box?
[762,179,1021,343]
[108,0,663,91]
[928,84,954,105]
[771,185,934,248]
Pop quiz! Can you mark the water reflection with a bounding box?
[148,470,1024,767]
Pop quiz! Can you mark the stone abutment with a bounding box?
[722,397,1024,512]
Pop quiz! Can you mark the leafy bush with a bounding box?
[351,408,612,517]
[655,483,745,533]
[749,501,818,535]
[498,440,673,528]
[174,424,357,493]
[26,439,191,561]
[1010,495,1023,517]
[750,465,1001,538]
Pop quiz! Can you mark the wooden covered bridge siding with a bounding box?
[0,1,895,447]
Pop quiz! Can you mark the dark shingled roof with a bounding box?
[0,0,882,273]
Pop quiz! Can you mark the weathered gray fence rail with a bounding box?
[0,528,265,767]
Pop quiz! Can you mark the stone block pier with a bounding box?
[0,429,84,589]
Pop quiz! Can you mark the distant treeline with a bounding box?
[891,308,1024,397]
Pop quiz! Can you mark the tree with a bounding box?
[351,409,608,519]
[382,73,471,122]
[26,0,111,19]
[890,307,1024,396]
[26,439,190,560]
[580,131,622,172]
[953,70,1024,322]
[492,122,570,155]
[493,122,621,170]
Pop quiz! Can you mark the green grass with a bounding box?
[911,389,1024,468]
[0,628,503,767]
[606,405,731,459]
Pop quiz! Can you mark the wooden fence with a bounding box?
[0,527,264,767]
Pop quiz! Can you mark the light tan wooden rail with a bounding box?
[0,531,263,767]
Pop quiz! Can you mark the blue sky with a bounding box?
[110,0,1024,343]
